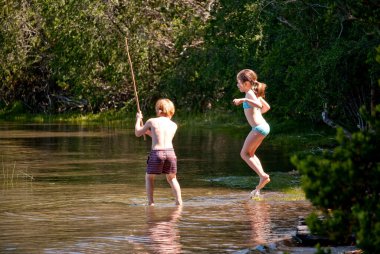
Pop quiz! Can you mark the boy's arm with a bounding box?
[135,113,151,137]
[259,97,270,114]
[144,129,152,137]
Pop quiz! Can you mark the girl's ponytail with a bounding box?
[255,82,267,98]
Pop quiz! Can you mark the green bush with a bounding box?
[0,101,26,116]
[291,105,380,252]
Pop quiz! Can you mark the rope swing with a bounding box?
[125,37,141,113]
[125,36,145,139]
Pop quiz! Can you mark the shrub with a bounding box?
[291,105,380,253]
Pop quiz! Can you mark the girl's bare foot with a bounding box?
[257,174,270,190]
[249,189,260,199]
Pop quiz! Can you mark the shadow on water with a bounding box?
[0,123,312,253]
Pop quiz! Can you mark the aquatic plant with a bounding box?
[1,161,34,184]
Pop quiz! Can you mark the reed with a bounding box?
[1,160,34,183]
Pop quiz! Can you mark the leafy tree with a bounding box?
[292,105,379,252]
[163,0,269,111]
[259,0,380,127]
[1,0,379,123]
[165,0,379,129]
[291,46,380,252]
[0,0,211,113]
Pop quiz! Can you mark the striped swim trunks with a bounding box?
[146,149,177,174]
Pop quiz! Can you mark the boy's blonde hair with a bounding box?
[155,98,175,117]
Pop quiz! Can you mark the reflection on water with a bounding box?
[145,206,182,254]
[0,123,312,253]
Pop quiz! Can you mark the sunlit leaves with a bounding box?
[0,0,212,113]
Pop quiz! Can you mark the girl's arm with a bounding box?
[233,98,244,105]
[245,92,263,108]
[233,95,263,108]
[245,98,263,108]
[135,113,152,137]
[259,97,270,114]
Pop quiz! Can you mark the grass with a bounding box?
[1,161,34,184]
[0,105,134,124]
[207,171,306,200]
[0,108,338,157]
[0,109,337,156]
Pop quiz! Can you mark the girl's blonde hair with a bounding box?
[254,82,267,98]
[237,69,267,98]
[155,98,175,117]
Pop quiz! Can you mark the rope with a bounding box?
[125,37,141,113]
[125,37,145,139]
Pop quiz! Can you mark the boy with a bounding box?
[135,98,182,206]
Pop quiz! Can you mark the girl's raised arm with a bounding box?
[245,92,263,108]
[259,97,270,114]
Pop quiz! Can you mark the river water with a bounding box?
[0,122,312,253]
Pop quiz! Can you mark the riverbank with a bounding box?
[0,108,337,145]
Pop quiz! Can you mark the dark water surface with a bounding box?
[0,123,311,253]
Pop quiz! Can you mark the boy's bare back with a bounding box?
[147,116,177,150]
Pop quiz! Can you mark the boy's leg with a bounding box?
[166,174,183,205]
[146,173,156,206]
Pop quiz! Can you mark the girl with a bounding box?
[233,69,271,198]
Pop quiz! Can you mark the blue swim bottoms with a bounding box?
[252,122,270,136]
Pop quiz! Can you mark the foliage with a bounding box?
[266,0,380,127]
[165,0,380,128]
[0,0,210,113]
[291,103,380,252]
[1,0,379,132]
[163,0,269,111]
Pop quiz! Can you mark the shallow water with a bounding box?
[0,123,312,253]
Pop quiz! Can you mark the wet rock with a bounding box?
[234,216,361,254]
[233,244,276,254]
[293,216,334,246]
[254,245,266,252]
[233,237,361,254]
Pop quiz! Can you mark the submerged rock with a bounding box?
[233,237,361,254]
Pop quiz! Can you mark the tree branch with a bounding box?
[322,109,352,138]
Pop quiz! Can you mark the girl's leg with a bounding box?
[252,155,270,191]
[166,174,183,205]
[240,131,270,195]
[240,131,266,177]
[146,173,156,206]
